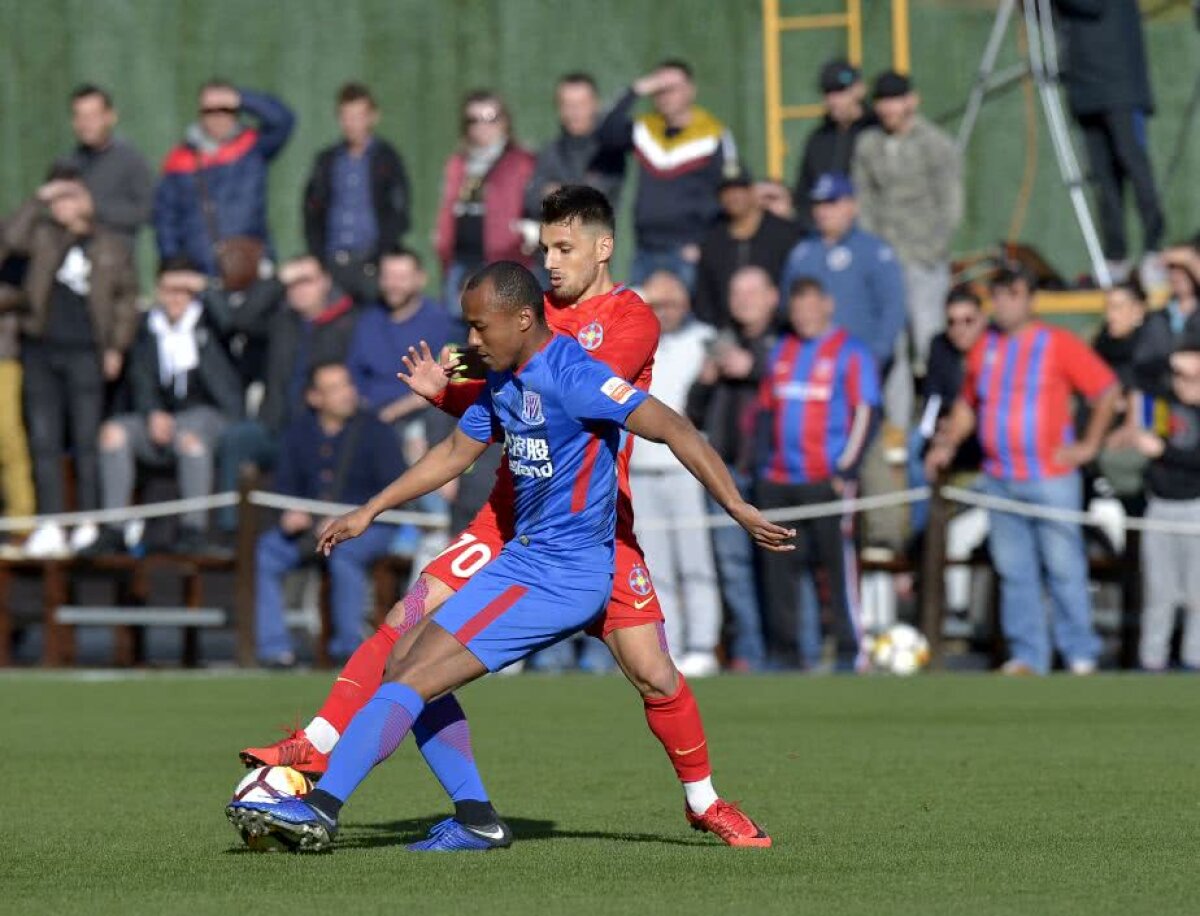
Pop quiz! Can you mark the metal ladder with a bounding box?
[761,0,911,180]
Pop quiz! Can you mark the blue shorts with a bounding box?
[432,543,613,672]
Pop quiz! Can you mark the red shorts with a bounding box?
[422,516,664,640]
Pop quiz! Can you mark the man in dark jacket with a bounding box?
[213,256,359,531]
[303,82,411,303]
[1,165,139,557]
[88,258,244,555]
[255,362,401,666]
[523,72,625,217]
[595,59,739,288]
[1053,0,1164,276]
[791,60,877,233]
[693,167,800,327]
[62,84,153,244]
[687,265,781,670]
[153,81,295,277]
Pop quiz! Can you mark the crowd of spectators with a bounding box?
[0,47,1196,674]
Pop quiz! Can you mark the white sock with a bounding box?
[683,777,719,815]
[303,717,340,754]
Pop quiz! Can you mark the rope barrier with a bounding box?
[0,492,241,532]
[942,485,1200,536]
[634,487,931,531]
[245,492,449,528]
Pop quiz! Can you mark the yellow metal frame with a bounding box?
[763,0,910,180]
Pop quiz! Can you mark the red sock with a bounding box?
[643,676,712,783]
[313,578,431,735]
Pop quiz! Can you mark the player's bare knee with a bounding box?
[383,575,444,631]
[98,422,125,452]
[630,655,679,699]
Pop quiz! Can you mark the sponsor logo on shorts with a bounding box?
[602,377,636,405]
[628,564,653,596]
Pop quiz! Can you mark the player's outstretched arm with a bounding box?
[624,397,795,553]
[316,428,487,556]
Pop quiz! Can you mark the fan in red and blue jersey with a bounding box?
[755,275,880,670]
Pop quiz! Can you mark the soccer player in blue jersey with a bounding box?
[228,261,792,851]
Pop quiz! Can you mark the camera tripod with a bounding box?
[956,0,1111,287]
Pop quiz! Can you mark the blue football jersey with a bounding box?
[458,335,649,564]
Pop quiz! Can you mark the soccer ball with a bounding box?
[230,766,312,852]
[865,623,931,676]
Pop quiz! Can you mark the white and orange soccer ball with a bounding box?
[865,623,931,676]
[230,766,312,851]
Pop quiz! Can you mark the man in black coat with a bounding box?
[791,59,877,234]
[303,83,410,302]
[88,258,244,555]
[1053,0,1165,276]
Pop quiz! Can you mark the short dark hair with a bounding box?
[465,261,545,322]
[378,244,423,270]
[158,256,200,276]
[787,275,827,300]
[557,71,597,92]
[70,83,112,109]
[988,261,1037,293]
[1111,277,1147,304]
[540,185,615,234]
[44,161,84,184]
[945,285,982,310]
[657,58,694,81]
[307,360,348,390]
[336,81,376,109]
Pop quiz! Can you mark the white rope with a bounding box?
[942,485,1200,536]
[246,491,449,528]
[636,487,931,531]
[0,492,240,532]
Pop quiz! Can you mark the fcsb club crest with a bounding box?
[578,321,604,351]
[814,358,835,382]
[628,565,653,596]
[521,390,545,425]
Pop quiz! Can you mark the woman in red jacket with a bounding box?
[435,90,536,315]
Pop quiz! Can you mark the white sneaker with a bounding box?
[677,652,721,678]
[1139,251,1168,299]
[69,523,98,553]
[25,523,69,558]
[1069,659,1097,676]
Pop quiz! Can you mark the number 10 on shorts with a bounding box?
[434,532,494,579]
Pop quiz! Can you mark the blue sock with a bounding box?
[316,682,425,802]
[413,693,489,804]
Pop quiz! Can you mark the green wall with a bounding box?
[1,0,1196,284]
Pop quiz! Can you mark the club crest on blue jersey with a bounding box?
[628,565,653,596]
[578,321,604,351]
[521,390,545,426]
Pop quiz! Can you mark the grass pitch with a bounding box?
[1,672,1196,915]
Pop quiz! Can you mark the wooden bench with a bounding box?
[0,554,239,667]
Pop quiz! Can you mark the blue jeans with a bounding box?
[983,473,1100,673]
[906,427,932,534]
[708,470,766,668]
[442,260,479,319]
[216,420,278,531]
[630,247,696,291]
[255,523,394,661]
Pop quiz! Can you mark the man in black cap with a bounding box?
[693,166,800,327]
[791,59,877,234]
[853,70,962,451]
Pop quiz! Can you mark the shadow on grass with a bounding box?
[338,814,708,849]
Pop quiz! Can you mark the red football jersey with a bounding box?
[434,284,660,541]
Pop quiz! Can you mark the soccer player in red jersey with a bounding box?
[243,186,771,848]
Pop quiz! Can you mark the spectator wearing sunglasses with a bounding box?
[152,80,295,279]
[433,90,535,315]
[905,287,986,534]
